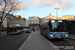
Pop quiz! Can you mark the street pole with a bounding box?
[55,8,59,19]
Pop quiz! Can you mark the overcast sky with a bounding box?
[14,0,75,19]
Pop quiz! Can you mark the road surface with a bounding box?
[0,31,30,50]
[0,30,75,50]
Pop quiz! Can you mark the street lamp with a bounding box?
[55,8,59,19]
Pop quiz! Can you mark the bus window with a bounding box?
[49,20,67,32]
[9,28,17,32]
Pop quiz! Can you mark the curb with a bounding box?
[68,37,75,40]
[18,33,32,50]
[0,34,7,37]
[0,32,7,37]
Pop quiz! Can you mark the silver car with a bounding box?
[25,29,31,33]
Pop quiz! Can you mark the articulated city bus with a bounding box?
[40,19,68,39]
[7,24,23,34]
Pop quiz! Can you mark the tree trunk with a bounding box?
[0,22,2,35]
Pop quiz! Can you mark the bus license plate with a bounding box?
[55,34,62,37]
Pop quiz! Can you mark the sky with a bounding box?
[14,0,75,19]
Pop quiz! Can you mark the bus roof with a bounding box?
[40,19,67,25]
[10,24,23,27]
[44,19,67,22]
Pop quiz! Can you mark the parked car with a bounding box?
[23,28,26,31]
[25,29,31,33]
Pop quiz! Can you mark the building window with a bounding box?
[30,21,32,24]
[33,21,34,24]
[36,21,37,24]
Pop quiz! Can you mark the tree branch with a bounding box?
[2,5,12,22]
[1,0,7,21]
[1,0,21,22]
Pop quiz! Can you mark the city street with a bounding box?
[42,32,75,50]
[0,31,30,50]
[0,0,75,50]
[19,30,75,50]
[0,30,75,50]
[49,39,75,50]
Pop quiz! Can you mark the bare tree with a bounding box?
[0,0,21,35]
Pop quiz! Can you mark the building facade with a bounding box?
[44,13,58,19]
[13,15,26,27]
[60,15,75,21]
[40,13,59,23]
[40,13,75,23]
[7,15,26,27]
[40,18,46,24]
[0,11,26,28]
[28,13,75,28]
[28,16,40,28]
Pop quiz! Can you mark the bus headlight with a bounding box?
[65,34,68,37]
[50,34,54,37]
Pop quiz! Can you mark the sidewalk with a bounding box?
[69,34,75,40]
[19,30,59,50]
[0,31,7,37]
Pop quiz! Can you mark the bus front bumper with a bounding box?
[49,34,68,39]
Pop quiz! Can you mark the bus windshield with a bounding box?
[49,20,67,32]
